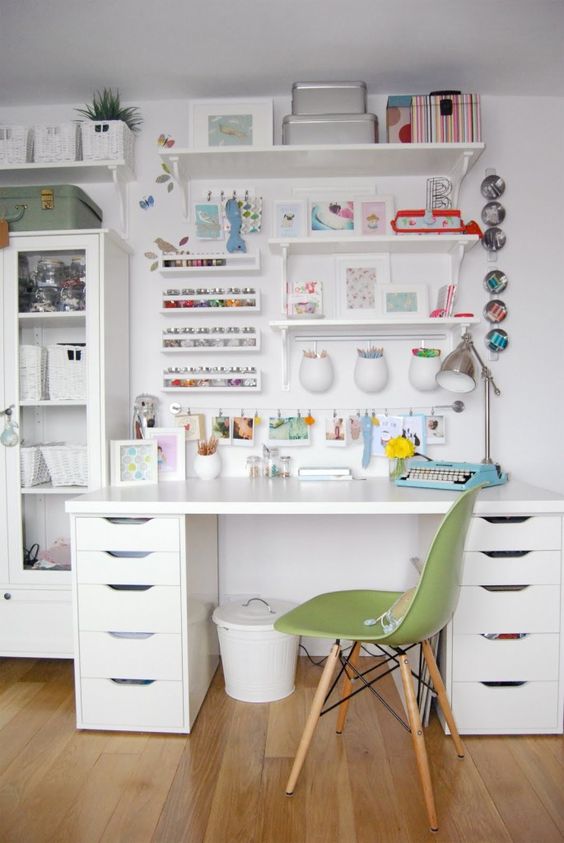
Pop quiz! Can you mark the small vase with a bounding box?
[354,355,388,393]
[389,457,408,482]
[193,451,221,480]
[299,353,334,393]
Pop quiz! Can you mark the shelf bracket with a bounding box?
[107,164,128,238]
[449,243,465,285]
[280,327,290,391]
[450,150,473,206]
[167,156,189,219]
[280,242,289,315]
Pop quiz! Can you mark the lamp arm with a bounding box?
[465,337,501,396]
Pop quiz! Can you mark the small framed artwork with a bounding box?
[144,427,186,481]
[380,285,429,318]
[272,200,307,239]
[268,415,310,446]
[309,197,356,235]
[337,254,391,319]
[110,440,158,487]
[189,98,273,148]
[194,201,223,240]
[232,415,255,445]
[355,195,395,236]
[426,414,446,444]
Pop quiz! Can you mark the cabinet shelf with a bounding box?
[19,311,85,328]
[21,484,86,495]
[20,399,87,407]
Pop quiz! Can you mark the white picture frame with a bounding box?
[354,195,395,236]
[380,284,429,318]
[110,439,158,487]
[309,196,356,236]
[144,427,186,481]
[193,201,224,240]
[189,98,273,148]
[272,199,307,239]
[336,254,391,319]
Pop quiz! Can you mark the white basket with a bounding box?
[20,446,51,487]
[20,345,48,400]
[33,122,81,163]
[47,344,86,400]
[0,125,33,163]
[40,445,88,487]
[80,120,134,171]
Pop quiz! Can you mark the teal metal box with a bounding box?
[0,184,102,231]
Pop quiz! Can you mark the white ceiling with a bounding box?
[1,0,563,107]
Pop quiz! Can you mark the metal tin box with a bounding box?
[291,82,367,115]
[0,184,102,231]
[282,113,378,145]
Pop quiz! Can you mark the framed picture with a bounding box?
[272,200,306,238]
[144,427,186,481]
[110,440,158,487]
[309,197,356,235]
[336,254,391,319]
[355,195,395,236]
[189,98,273,148]
[380,284,429,318]
[194,201,223,240]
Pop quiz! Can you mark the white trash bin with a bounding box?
[212,597,299,702]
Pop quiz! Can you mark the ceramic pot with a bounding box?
[299,353,333,393]
[193,450,221,480]
[408,353,441,392]
[354,355,388,393]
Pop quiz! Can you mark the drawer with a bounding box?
[453,585,560,634]
[452,633,560,681]
[465,516,561,552]
[75,516,180,552]
[80,677,185,731]
[452,681,560,733]
[0,589,73,656]
[77,584,181,633]
[76,550,180,585]
[79,630,182,680]
[462,550,561,586]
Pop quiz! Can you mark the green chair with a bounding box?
[274,485,481,832]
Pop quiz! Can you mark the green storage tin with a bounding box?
[0,184,102,231]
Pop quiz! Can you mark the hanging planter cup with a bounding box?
[354,346,388,393]
[299,349,333,393]
[408,347,441,392]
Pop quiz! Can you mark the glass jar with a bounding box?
[279,456,291,478]
[30,286,60,312]
[265,447,280,478]
[246,456,262,479]
[35,258,66,287]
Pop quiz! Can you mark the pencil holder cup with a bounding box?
[408,349,441,392]
[354,353,388,393]
[299,351,333,393]
[193,450,221,480]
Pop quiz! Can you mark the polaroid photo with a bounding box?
[211,414,231,444]
[232,415,255,446]
[268,415,310,446]
[425,414,446,445]
[325,416,347,446]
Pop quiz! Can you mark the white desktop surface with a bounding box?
[66,478,564,516]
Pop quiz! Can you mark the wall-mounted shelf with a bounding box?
[160,142,485,216]
[0,160,134,236]
[162,326,260,352]
[269,317,479,390]
[163,366,261,392]
[161,289,260,313]
[159,252,260,273]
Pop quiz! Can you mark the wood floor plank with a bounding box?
[264,683,306,758]
[0,657,39,688]
[507,733,564,835]
[258,758,307,843]
[0,680,45,729]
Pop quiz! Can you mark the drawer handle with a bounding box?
[481,633,528,640]
[481,681,527,688]
[482,516,530,524]
[105,551,152,558]
[107,584,153,592]
[482,550,530,558]
[110,678,155,685]
[480,584,529,592]
[108,631,155,639]
[105,517,152,526]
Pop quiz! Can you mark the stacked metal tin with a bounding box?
[282,82,378,145]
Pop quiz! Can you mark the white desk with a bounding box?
[67,479,564,735]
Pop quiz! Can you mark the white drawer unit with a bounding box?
[442,514,564,735]
[71,512,219,734]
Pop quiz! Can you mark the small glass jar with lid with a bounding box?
[279,456,291,478]
[246,456,263,479]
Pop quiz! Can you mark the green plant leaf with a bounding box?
[155,174,170,183]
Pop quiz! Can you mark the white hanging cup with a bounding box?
[193,450,221,480]
[354,354,388,393]
[408,351,441,392]
[299,352,334,393]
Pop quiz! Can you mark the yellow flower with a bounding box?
[385,435,416,459]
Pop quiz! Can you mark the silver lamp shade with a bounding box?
[435,340,477,393]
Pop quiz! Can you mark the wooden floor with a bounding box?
[0,657,562,843]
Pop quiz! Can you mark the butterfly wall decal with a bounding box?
[139,195,155,210]
[157,133,175,149]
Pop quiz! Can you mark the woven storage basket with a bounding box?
[20,446,51,487]
[47,344,86,400]
[19,345,48,400]
[0,125,33,163]
[41,444,88,487]
[80,120,134,171]
[33,122,81,163]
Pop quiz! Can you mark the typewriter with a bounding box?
[395,460,507,491]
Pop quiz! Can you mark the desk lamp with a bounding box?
[435,332,501,466]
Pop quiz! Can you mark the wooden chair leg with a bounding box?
[399,653,439,832]
[421,638,465,758]
[286,642,341,796]
[336,640,361,734]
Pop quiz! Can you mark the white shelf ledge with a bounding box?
[269,235,479,256]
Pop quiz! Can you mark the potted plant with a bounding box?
[75,88,142,168]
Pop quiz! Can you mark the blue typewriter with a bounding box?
[395,460,508,491]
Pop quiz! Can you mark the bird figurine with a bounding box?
[225,198,247,253]
[154,237,179,254]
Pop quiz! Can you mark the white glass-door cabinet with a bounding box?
[0,229,130,657]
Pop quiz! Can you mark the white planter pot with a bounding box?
[299,354,333,393]
[193,451,221,480]
[354,355,388,393]
[408,354,441,392]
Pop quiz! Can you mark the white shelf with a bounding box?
[161,290,260,313]
[20,399,86,407]
[19,311,85,328]
[159,252,260,273]
[269,235,479,256]
[21,483,87,495]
